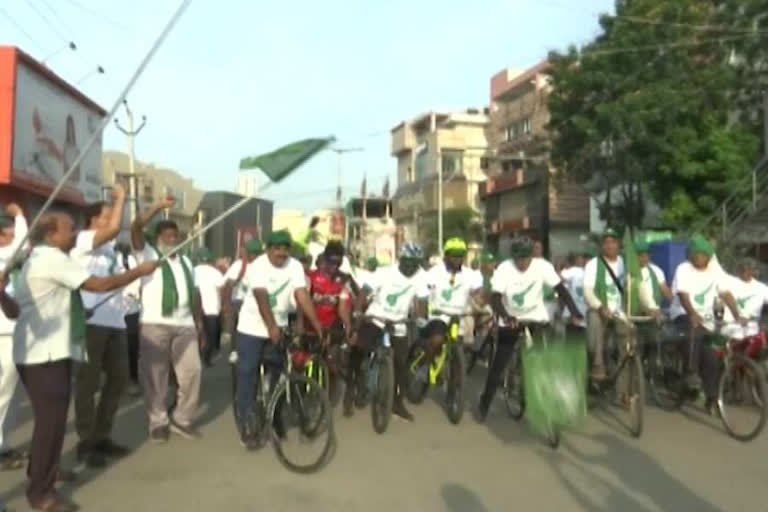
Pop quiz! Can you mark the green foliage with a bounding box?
[421,207,482,257]
[548,0,762,231]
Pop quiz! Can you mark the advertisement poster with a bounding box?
[11,61,104,203]
[235,225,260,255]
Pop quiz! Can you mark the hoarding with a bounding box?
[8,54,104,203]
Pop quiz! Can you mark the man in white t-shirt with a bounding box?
[416,238,483,384]
[721,258,768,342]
[194,247,225,367]
[235,230,324,448]
[11,212,154,512]
[560,250,589,335]
[353,242,429,421]
[0,203,27,472]
[670,236,743,412]
[71,184,137,468]
[132,198,206,443]
[478,236,582,421]
[583,229,626,381]
[635,240,673,306]
[222,239,263,348]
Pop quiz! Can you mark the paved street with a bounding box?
[1,355,766,512]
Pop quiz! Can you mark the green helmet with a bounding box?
[443,237,468,257]
[509,236,533,258]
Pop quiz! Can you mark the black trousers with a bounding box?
[202,315,221,363]
[349,322,409,402]
[674,316,720,399]
[125,312,140,382]
[16,360,72,506]
[482,324,548,401]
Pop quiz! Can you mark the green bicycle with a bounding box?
[406,313,468,424]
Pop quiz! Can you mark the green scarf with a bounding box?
[147,241,196,317]
[595,257,608,305]
[647,266,662,305]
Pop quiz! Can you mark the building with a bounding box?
[481,61,589,260]
[0,46,106,223]
[345,197,396,264]
[236,171,259,197]
[195,191,272,258]
[102,150,204,241]
[391,109,491,256]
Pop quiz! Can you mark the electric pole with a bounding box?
[114,100,147,227]
[331,146,363,245]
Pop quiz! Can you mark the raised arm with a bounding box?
[131,197,175,251]
[92,184,126,248]
[81,261,157,293]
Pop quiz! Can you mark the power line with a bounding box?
[62,0,131,32]
[0,7,47,52]
[40,0,77,40]
[580,33,760,57]
[24,0,69,43]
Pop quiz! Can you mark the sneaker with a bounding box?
[76,442,106,468]
[393,401,414,422]
[93,439,131,458]
[149,426,170,444]
[229,351,239,364]
[705,397,720,417]
[170,422,202,440]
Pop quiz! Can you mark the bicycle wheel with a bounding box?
[718,353,768,442]
[647,343,686,411]
[614,355,645,438]
[231,357,240,428]
[445,344,465,425]
[269,374,334,474]
[307,355,336,406]
[503,346,525,420]
[547,424,560,450]
[406,344,429,404]
[371,350,395,434]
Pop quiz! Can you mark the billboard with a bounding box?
[3,49,104,204]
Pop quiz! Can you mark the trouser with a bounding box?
[140,324,201,431]
[202,315,221,364]
[75,325,129,443]
[0,334,20,454]
[125,313,140,383]
[16,360,71,506]
[674,316,720,399]
[350,322,409,403]
[235,332,282,422]
[586,309,630,374]
[482,326,531,401]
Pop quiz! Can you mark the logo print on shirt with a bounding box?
[606,283,618,296]
[441,284,461,302]
[268,280,291,308]
[575,286,584,298]
[694,282,714,306]
[737,295,754,310]
[511,282,535,307]
[386,286,412,307]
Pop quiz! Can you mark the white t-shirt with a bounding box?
[225,259,250,303]
[136,246,196,327]
[670,261,732,331]
[237,254,307,338]
[425,263,482,320]
[71,230,126,329]
[366,264,430,336]
[491,258,562,324]
[122,254,141,315]
[722,277,768,338]
[561,266,587,327]
[13,245,90,364]
[0,214,28,336]
[194,264,225,316]
[583,256,625,313]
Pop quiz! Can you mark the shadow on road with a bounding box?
[440,482,490,512]
[559,431,724,512]
[0,359,232,507]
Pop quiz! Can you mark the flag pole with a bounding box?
[4,0,192,273]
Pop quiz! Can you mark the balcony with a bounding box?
[481,170,537,196]
[391,124,416,155]
[486,217,531,234]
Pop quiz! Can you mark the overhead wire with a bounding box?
[62,0,131,32]
[0,7,47,52]
[24,0,69,43]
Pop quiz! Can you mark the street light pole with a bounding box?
[331,147,364,208]
[114,101,147,227]
[437,148,443,257]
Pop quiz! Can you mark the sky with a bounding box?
[0,0,615,213]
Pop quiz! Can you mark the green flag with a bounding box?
[624,230,642,316]
[239,137,335,182]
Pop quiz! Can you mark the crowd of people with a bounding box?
[0,187,765,511]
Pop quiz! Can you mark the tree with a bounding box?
[548,0,761,231]
[421,207,482,257]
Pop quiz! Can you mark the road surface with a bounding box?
[1,356,765,511]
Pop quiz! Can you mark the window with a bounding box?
[504,117,532,142]
[441,150,463,176]
[415,150,429,181]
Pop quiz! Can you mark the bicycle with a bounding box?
[296,331,344,408]
[361,316,410,434]
[499,321,561,449]
[588,312,650,439]
[406,312,468,425]
[647,315,768,442]
[230,329,334,473]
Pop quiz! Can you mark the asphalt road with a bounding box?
[1,355,766,512]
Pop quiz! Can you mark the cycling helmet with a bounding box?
[443,237,468,256]
[509,235,533,258]
[399,242,424,260]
